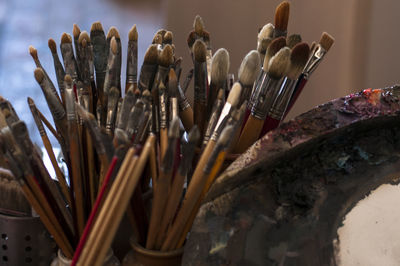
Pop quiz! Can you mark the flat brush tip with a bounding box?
[34,68,44,83]
[168,117,180,139]
[61,33,72,44]
[218,125,234,146]
[274,1,290,31]
[188,125,200,143]
[128,25,138,41]
[48,38,57,53]
[90,21,104,32]
[258,38,272,54]
[193,39,207,62]
[143,44,159,64]
[238,50,261,86]
[263,36,286,70]
[158,44,173,67]
[107,26,120,39]
[64,74,73,86]
[72,24,81,38]
[163,31,173,44]
[211,48,230,83]
[258,23,274,40]
[28,45,38,60]
[320,32,335,51]
[227,82,242,107]
[194,15,205,34]
[110,36,118,55]
[78,31,90,46]
[288,42,310,79]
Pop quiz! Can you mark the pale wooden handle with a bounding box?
[234,115,264,153]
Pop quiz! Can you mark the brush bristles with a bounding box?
[168,117,180,138]
[90,21,104,32]
[107,26,120,39]
[274,1,290,32]
[168,68,178,98]
[193,15,205,34]
[27,97,34,106]
[211,48,230,84]
[188,125,200,144]
[258,38,272,54]
[227,82,242,107]
[217,89,224,100]
[287,42,310,79]
[287,34,302,49]
[268,47,290,79]
[257,23,274,41]
[73,24,81,39]
[193,39,207,63]
[238,50,261,86]
[78,31,90,45]
[143,44,159,64]
[61,33,72,44]
[142,89,151,97]
[319,32,335,51]
[163,31,173,44]
[48,38,57,54]
[29,45,38,60]
[158,45,173,67]
[64,74,73,86]
[110,37,118,55]
[218,125,234,147]
[108,87,120,104]
[156,29,167,37]
[263,36,286,71]
[129,25,138,41]
[152,33,162,45]
[76,102,95,121]
[34,68,44,83]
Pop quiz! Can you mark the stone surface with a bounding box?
[183,86,400,266]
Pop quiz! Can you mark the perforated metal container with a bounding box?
[0,214,56,266]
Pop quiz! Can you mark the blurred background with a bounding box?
[0,0,400,264]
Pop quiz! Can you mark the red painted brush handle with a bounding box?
[283,76,308,119]
[260,115,280,137]
[71,157,118,266]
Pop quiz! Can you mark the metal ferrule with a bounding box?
[148,102,154,134]
[106,96,118,134]
[153,66,170,90]
[206,49,212,85]
[178,85,190,111]
[153,104,160,134]
[96,102,102,127]
[248,70,267,109]
[138,64,157,92]
[116,41,122,89]
[211,102,232,141]
[251,76,284,120]
[78,47,91,85]
[126,41,138,84]
[203,98,223,146]
[46,91,66,122]
[65,89,76,121]
[134,110,151,145]
[104,54,118,96]
[88,44,95,81]
[117,93,135,130]
[29,104,46,137]
[268,77,297,120]
[273,29,287,38]
[194,61,207,105]
[161,138,177,173]
[126,101,144,138]
[170,97,178,120]
[159,87,168,128]
[60,43,78,81]
[302,44,326,78]
[92,34,108,72]
[85,117,107,156]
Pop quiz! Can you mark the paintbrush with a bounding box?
[65,75,86,236]
[29,46,62,104]
[103,37,119,108]
[287,34,302,49]
[60,33,79,83]
[48,38,66,105]
[77,32,94,115]
[192,39,208,138]
[163,31,173,46]
[147,117,180,250]
[257,23,274,55]
[162,82,242,251]
[177,75,194,131]
[242,37,286,131]
[155,125,200,249]
[106,86,120,135]
[116,86,137,130]
[261,42,310,136]
[235,47,290,153]
[106,27,122,91]
[207,48,230,119]
[203,89,224,147]
[227,101,248,152]
[0,97,20,127]
[163,125,235,251]
[134,89,152,144]
[159,81,169,158]
[273,1,290,38]
[182,68,194,94]
[138,44,158,92]
[257,37,272,63]
[126,25,138,94]
[90,22,108,117]
[73,24,82,73]
[126,100,145,141]
[238,50,261,105]
[27,97,71,206]
[168,68,179,121]
[285,32,335,116]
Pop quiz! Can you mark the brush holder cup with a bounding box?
[0,213,56,266]
[122,238,183,266]
[50,249,120,266]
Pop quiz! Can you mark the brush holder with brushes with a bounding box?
[51,248,120,266]
[0,213,56,266]
[122,238,183,266]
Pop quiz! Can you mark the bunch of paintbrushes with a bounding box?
[0,1,334,265]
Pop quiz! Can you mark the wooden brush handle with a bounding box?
[160,127,168,160]
[149,144,158,189]
[234,115,264,153]
[180,107,194,132]
[161,140,215,251]
[194,103,207,137]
